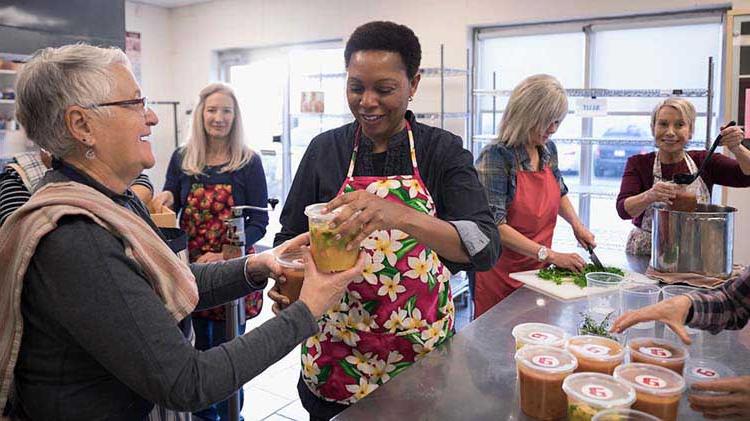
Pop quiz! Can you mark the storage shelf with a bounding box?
[473,88,709,98]
[292,112,467,120]
[472,134,704,148]
[302,67,466,79]
[476,109,714,117]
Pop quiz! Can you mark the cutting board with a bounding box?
[509,269,657,302]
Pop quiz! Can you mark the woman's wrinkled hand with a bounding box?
[610,295,693,343]
[264,233,311,314]
[720,123,745,152]
[645,181,677,205]
[149,191,174,213]
[297,246,365,319]
[689,376,750,419]
[324,190,410,251]
[547,250,585,273]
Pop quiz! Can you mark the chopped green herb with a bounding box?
[538,264,624,288]
[578,311,617,341]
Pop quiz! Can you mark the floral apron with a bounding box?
[181,183,263,320]
[473,162,561,318]
[625,152,710,255]
[300,121,455,405]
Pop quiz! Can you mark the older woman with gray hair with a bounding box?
[616,97,750,255]
[0,44,363,420]
[473,74,595,317]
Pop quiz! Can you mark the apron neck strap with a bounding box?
[347,119,418,178]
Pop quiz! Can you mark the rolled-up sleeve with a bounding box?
[687,268,750,334]
[436,138,500,273]
[475,144,511,225]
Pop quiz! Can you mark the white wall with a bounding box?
[125,1,175,192]
[126,0,750,261]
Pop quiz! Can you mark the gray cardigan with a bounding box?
[12,168,318,420]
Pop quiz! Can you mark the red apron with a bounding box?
[473,164,561,317]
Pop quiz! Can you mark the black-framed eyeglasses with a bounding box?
[89,96,148,110]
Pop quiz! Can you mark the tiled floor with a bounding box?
[239,282,473,420]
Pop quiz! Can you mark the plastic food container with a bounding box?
[592,408,660,421]
[275,249,306,303]
[613,363,686,421]
[305,203,359,273]
[512,323,567,350]
[562,372,636,421]
[683,358,737,396]
[627,337,688,374]
[515,345,578,420]
[566,335,625,375]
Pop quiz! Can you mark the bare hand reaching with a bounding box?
[611,295,693,343]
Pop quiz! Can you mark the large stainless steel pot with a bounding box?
[651,203,736,278]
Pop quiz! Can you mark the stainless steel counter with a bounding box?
[335,253,750,420]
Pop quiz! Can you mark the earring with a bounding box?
[408,96,414,102]
[85,148,96,160]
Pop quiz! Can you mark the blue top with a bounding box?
[163,148,269,246]
[475,141,568,225]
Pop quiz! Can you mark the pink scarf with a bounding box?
[0,182,198,415]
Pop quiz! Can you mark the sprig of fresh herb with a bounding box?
[578,311,617,341]
[538,264,624,288]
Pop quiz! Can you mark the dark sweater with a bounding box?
[13,168,317,420]
[616,150,750,228]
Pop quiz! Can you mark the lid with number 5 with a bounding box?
[515,344,578,374]
[614,363,686,396]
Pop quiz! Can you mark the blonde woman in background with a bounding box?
[616,98,750,256]
[473,74,595,317]
[152,83,268,421]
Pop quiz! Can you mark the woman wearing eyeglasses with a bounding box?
[616,98,750,256]
[151,83,269,421]
[1,44,364,420]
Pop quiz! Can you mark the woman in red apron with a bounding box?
[474,74,596,318]
[270,21,500,420]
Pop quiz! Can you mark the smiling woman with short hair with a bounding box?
[270,20,500,421]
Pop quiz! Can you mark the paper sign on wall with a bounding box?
[125,31,141,85]
[301,91,325,114]
[575,97,607,117]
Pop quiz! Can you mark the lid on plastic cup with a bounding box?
[613,363,686,396]
[515,345,578,374]
[684,358,736,394]
[276,249,305,270]
[563,372,636,409]
[628,337,688,362]
[304,203,341,222]
[512,322,567,347]
[592,408,660,421]
[566,335,625,361]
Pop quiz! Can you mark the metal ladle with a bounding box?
[674,121,736,185]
